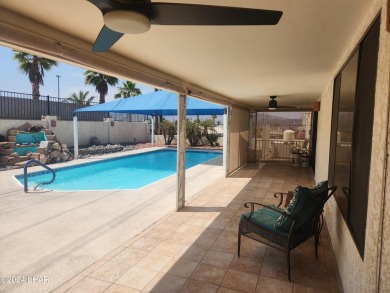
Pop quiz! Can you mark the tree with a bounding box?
[67,90,96,106]
[13,51,58,99]
[186,119,202,146]
[84,70,118,104]
[200,119,214,137]
[114,81,142,99]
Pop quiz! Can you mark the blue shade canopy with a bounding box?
[73,91,225,116]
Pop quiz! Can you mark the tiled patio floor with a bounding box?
[53,163,343,293]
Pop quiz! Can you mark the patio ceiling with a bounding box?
[0,0,373,109]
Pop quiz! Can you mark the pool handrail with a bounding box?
[23,159,56,192]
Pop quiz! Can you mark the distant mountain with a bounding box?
[257,113,303,126]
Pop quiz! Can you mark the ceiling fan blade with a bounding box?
[149,3,283,25]
[92,25,124,52]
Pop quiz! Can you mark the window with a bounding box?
[328,16,380,257]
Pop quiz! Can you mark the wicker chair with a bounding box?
[238,184,337,280]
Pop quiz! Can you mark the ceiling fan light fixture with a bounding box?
[104,10,151,34]
[269,96,277,110]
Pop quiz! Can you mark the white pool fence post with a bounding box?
[73,114,79,159]
[177,94,186,211]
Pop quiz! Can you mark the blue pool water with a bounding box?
[16,149,222,191]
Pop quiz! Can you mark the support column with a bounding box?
[151,115,154,145]
[73,115,79,159]
[177,94,186,210]
[223,110,228,170]
[224,107,231,176]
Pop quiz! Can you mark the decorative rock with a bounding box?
[31,153,40,160]
[28,125,44,132]
[10,152,20,158]
[38,147,47,155]
[60,153,69,161]
[16,122,33,132]
[7,128,18,137]
[40,155,48,164]
[0,149,13,156]
[0,142,15,149]
[7,157,17,166]
[52,143,61,150]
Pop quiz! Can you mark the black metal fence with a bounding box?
[0,91,146,122]
[0,90,107,121]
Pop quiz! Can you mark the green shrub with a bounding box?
[206,133,219,146]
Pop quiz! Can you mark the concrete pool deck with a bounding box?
[0,147,225,293]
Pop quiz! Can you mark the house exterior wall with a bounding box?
[315,0,390,292]
[228,106,249,174]
[0,118,150,146]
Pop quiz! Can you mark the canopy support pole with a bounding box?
[151,115,154,146]
[73,115,79,159]
[176,94,186,211]
[223,111,228,170]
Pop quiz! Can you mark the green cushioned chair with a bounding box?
[238,183,336,281]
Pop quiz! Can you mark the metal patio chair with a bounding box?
[238,182,337,280]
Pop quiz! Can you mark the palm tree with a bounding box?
[114,81,142,99]
[67,90,96,106]
[84,70,118,104]
[13,51,58,99]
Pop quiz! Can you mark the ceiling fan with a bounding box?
[88,0,283,52]
[268,96,296,110]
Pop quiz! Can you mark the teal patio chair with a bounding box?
[238,182,337,280]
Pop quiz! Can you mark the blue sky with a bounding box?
[0,45,154,102]
[0,45,302,120]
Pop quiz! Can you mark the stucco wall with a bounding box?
[315,1,390,292]
[0,118,150,146]
[228,106,249,174]
[376,0,390,290]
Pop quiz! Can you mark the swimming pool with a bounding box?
[16,149,222,191]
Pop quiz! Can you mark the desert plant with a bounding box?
[206,133,219,146]
[186,119,202,146]
[200,118,214,137]
[160,120,176,145]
